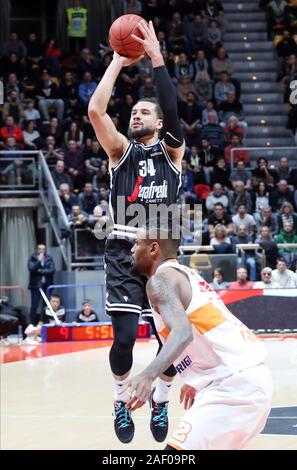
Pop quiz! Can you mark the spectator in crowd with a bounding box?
[41,117,63,146]
[0,116,24,147]
[230,160,251,190]
[275,221,297,267]
[64,140,85,189]
[271,258,296,288]
[3,32,27,61]
[180,160,198,205]
[59,183,79,215]
[23,120,44,150]
[35,70,64,122]
[193,50,209,78]
[77,48,97,80]
[27,244,55,325]
[218,90,247,127]
[206,183,229,212]
[229,267,254,289]
[76,299,99,323]
[198,137,221,169]
[189,15,208,52]
[232,224,257,281]
[2,90,26,125]
[64,121,84,148]
[270,179,296,211]
[266,0,288,39]
[209,267,229,290]
[24,99,41,123]
[232,202,256,235]
[4,73,25,100]
[59,72,81,122]
[276,157,291,183]
[1,52,25,80]
[210,156,231,189]
[78,182,98,215]
[255,206,279,237]
[26,32,44,78]
[211,47,234,80]
[167,12,189,54]
[201,100,218,126]
[177,76,197,103]
[84,139,107,181]
[51,160,74,190]
[223,116,245,145]
[252,157,277,186]
[210,224,234,253]
[78,71,97,112]
[229,183,253,215]
[27,294,66,338]
[251,181,272,215]
[178,92,202,147]
[255,226,279,269]
[202,112,224,149]
[68,204,88,227]
[43,136,64,166]
[206,19,222,55]
[224,134,249,166]
[93,162,110,190]
[174,53,195,81]
[214,72,235,106]
[138,77,157,99]
[194,71,213,105]
[208,202,233,238]
[253,267,278,289]
[277,202,297,232]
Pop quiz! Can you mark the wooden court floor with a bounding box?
[1,338,297,450]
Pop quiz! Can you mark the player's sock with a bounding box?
[112,378,130,403]
[153,378,172,403]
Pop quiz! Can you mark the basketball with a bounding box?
[108,14,147,58]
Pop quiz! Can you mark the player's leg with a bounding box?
[166,365,273,450]
[143,296,177,443]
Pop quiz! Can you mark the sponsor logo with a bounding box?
[138,180,168,202]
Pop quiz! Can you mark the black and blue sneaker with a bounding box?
[149,388,169,442]
[113,401,135,443]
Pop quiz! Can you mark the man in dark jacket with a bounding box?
[27,244,55,325]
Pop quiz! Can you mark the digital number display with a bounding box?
[42,323,150,342]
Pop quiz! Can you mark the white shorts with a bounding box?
[167,364,273,450]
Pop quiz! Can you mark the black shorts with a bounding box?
[104,238,152,317]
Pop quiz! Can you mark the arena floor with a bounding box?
[1,338,297,450]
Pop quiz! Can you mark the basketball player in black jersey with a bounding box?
[88,20,185,444]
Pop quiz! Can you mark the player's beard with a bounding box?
[128,124,156,140]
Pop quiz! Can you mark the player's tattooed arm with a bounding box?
[121,269,193,411]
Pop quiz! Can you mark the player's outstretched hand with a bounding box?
[131,20,162,62]
[180,384,196,410]
[120,374,153,412]
[112,51,144,67]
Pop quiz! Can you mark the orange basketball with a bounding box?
[108,14,147,58]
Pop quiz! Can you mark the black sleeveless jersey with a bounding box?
[109,140,181,227]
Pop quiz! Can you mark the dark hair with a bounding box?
[214,202,224,209]
[213,267,223,278]
[50,293,61,300]
[136,98,163,119]
[145,216,181,254]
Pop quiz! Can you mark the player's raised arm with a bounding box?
[132,21,185,165]
[122,269,193,411]
[88,52,142,165]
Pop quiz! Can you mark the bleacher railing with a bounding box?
[230,146,297,169]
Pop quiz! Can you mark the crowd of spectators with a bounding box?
[1,0,297,284]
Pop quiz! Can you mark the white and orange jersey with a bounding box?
[152,261,268,391]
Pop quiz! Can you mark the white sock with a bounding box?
[153,378,172,403]
[113,378,130,403]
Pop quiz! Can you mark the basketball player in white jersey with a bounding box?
[121,220,273,450]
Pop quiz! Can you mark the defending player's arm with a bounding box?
[88,53,141,165]
[122,269,193,411]
[132,21,185,165]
